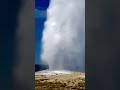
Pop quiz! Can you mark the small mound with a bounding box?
[35,70,74,75]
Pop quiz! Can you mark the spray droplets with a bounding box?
[41,0,85,72]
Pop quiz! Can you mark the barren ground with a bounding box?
[35,72,85,90]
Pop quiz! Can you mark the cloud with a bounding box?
[35,9,46,19]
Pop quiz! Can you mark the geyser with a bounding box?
[41,0,85,72]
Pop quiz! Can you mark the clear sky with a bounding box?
[35,0,50,64]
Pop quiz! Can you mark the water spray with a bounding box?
[41,0,85,72]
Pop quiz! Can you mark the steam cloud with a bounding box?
[41,0,85,72]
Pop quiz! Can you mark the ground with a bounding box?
[35,72,85,90]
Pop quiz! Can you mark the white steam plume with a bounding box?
[41,0,85,72]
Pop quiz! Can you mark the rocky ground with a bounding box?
[35,71,85,90]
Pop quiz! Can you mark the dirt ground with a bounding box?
[35,72,85,90]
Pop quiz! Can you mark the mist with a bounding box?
[41,0,85,72]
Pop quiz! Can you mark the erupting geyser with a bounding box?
[41,0,85,72]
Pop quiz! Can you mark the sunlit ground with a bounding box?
[35,70,85,90]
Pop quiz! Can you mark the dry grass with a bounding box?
[35,72,85,90]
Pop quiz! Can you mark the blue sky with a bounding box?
[35,0,50,64]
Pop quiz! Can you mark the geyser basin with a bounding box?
[35,70,85,90]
